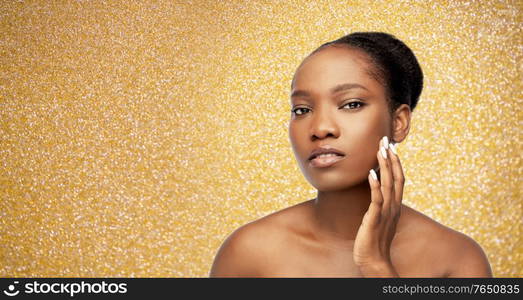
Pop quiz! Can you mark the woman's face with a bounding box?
[289,46,392,191]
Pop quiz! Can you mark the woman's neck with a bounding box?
[312,180,372,244]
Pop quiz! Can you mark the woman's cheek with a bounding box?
[288,125,307,164]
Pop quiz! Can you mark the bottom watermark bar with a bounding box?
[0,278,521,299]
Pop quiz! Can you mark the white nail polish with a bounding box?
[389,143,397,155]
[380,146,387,159]
[383,136,389,149]
[370,169,377,180]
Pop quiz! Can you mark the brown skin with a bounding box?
[210,46,493,277]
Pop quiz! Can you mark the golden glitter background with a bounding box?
[1,0,521,277]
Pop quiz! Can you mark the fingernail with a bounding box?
[380,146,387,159]
[382,136,389,149]
[370,169,377,180]
[389,143,397,155]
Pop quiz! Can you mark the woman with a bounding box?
[210,32,493,277]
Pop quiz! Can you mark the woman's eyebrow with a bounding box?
[291,83,369,98]
[330,83,369,93]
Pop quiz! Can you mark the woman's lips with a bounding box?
[309,154,346,168]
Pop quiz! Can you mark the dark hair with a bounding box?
[297,32,424,114]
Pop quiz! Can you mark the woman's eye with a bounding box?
[342,101,364,110]
[292,107,310,116]
[292,102,364,116]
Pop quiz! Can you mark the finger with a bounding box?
[388,142,405,207]
[366,169,383,227]
[378,136,394,216]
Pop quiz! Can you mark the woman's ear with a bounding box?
[391,104,411,144]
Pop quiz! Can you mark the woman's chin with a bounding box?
[306,174,369,192]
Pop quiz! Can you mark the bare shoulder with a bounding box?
[209,201,310,277]
[400,205,493,277]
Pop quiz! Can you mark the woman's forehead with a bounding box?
[292,46,382,95]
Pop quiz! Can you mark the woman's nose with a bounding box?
[310,108,340,140]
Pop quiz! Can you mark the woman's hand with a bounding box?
[353,136,404,277]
